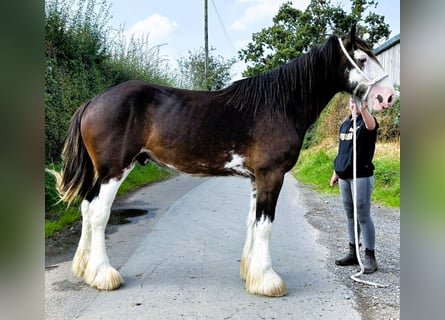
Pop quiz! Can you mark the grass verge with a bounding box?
[292,142,400,207]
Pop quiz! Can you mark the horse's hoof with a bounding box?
[84,265,124,290]
[246,269,287,297]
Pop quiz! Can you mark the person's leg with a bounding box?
[335,178,359,266]
[356,176,377,273]
[356,176,375,250]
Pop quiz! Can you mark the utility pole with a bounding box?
[204,0,209,90]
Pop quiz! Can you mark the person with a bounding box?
[329,96,379,273]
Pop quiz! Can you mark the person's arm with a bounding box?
[330,170,339,187]
[361,102,376,130]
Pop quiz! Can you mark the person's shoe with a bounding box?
[335,243,359,266]
[363,248,378,274]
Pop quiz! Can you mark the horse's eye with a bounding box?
[359,58,367,64]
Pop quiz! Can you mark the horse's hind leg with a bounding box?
[72,200,93,278]
[240,179,256,280]
[80,166,134,290]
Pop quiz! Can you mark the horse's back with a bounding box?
[77,80,249,177]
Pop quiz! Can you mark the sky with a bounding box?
[108,0,400,81]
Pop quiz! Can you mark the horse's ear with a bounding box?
[350,24,357,43]
[343,24,357,50]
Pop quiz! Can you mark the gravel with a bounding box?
[296,180,400,320]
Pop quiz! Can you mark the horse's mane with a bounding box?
[221,35,340,119]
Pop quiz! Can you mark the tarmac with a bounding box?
[45,173,399,319]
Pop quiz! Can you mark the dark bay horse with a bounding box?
[50,26,395,297]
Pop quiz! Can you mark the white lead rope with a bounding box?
[350,104,388,288]
[338,37,390,287]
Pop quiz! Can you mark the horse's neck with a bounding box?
[282,56,339,131]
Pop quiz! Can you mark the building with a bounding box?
[373,34,400,86]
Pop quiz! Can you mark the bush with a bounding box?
[45,0,112,162]
[45,0,175,163]
[44,0,178,235]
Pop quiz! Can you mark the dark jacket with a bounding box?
[334,114,379,179]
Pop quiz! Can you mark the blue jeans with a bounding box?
[339,176,375,250]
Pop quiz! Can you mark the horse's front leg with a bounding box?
[244,170,287,297]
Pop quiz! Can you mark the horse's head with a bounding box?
[340,26,396,112]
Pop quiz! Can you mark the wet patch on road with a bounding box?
[45,207,157,266]
[108,208,151,225]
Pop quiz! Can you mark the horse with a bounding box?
[49,26,395,297]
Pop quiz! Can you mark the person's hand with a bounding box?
[330,171,338,187]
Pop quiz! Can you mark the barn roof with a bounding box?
[373,34,400,55]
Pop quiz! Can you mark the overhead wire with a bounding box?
[210,0,237,52]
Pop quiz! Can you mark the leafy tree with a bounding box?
[239,0,390,76]
[177,47,236,90]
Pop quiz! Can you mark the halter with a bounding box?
[338,38,389,102]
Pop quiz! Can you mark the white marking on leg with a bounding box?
[82,165,133,290]
[72,200,92,278]
[240,184,256,280]
[224,151,252,176]
[245,215,287,297]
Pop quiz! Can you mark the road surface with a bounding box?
[45,174,399,319]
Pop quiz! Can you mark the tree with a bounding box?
[239,0,390,76]
[177,47,236,91]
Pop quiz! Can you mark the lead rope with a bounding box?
[338,37,390,287]
[350,102,388,288]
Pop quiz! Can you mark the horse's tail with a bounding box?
[47,101,98,205]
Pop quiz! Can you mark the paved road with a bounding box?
[45,174,361,319]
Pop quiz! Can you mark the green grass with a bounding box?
[117,162,174,195]
[45,162,174,237]
[373,158,400,207]
[293,149,338,194]
[293,146,400,207]
[45,207,81,237]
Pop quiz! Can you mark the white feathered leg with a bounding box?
[240,182,256,280]
[72,200,92,278]
[79,166,133,290]
[245,215,287,297]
